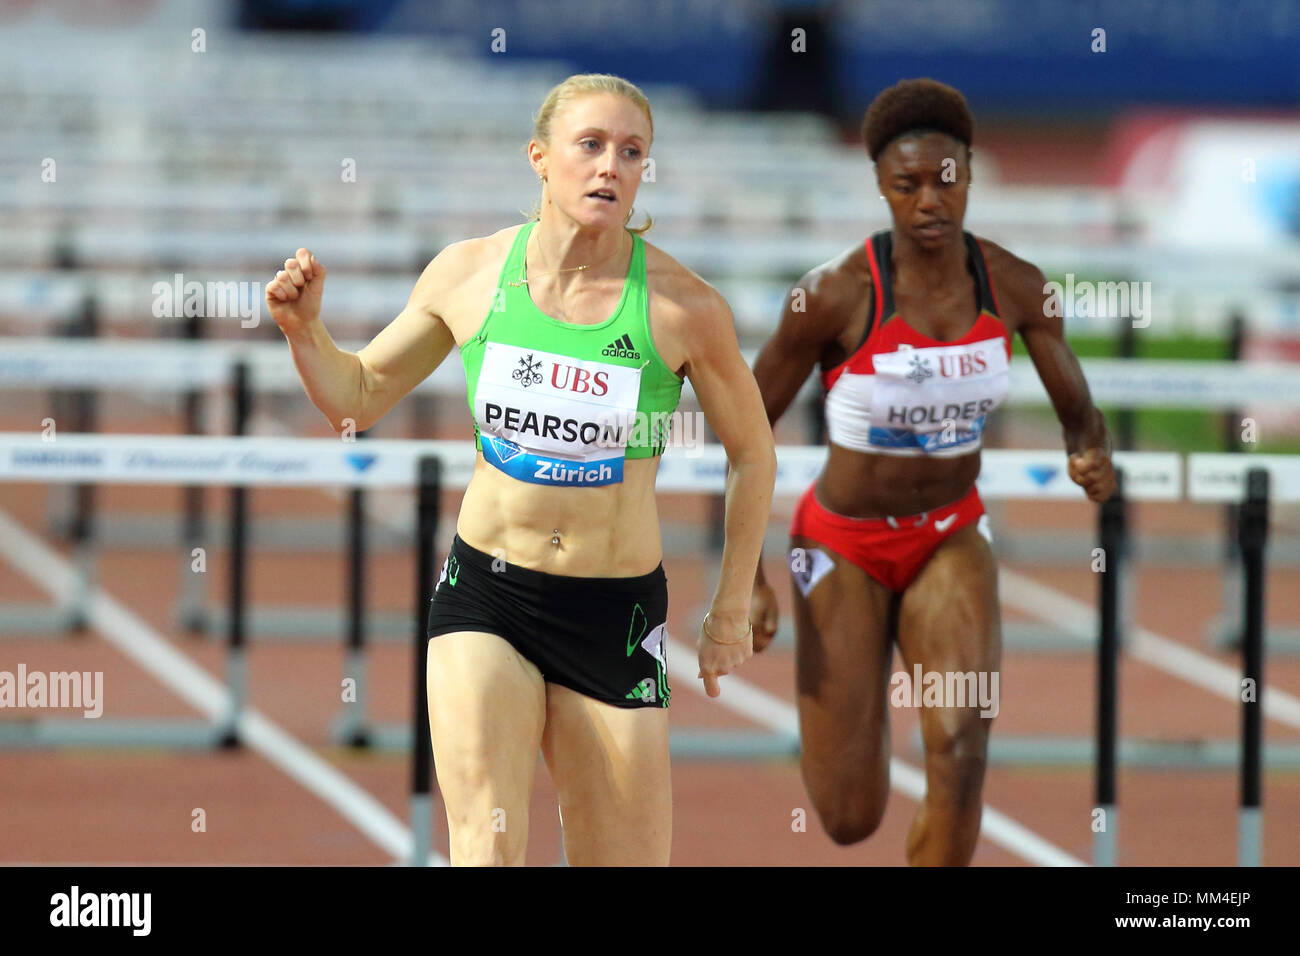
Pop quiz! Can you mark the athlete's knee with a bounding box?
[801,758,889,845]
[821,803,887,846]
[446,803,526,865]
[449,830,523,866]
[922,711,991,804]
[813,776,888,845]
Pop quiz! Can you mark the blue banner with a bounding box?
[365,0,1300,111]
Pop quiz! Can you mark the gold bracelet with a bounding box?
[703,612,751,646]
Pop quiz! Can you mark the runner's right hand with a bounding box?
[265,247,327,335]
[750,577,780,653]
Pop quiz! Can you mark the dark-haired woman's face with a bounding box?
[876,132,971,248]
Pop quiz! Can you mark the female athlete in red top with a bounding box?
[749,79,1117,865]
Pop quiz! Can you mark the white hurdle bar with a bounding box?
[6,336,1300,408]
[0,432,1181,497]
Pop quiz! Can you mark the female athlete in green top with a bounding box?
[266,74,776,866]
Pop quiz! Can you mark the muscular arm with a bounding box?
[750,258,863,427]
[747,257,860,588]
[281,245,463,433]
[992,248,1116,501]
[676,281,777,690]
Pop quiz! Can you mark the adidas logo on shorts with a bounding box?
[602,333,640,360]
[625,677,657,702]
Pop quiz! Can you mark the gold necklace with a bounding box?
[507,231,628,288]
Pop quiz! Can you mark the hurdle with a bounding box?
[2,434,1291,865]
[0,338,462,651]
[0,333,461,546]
[1205,317,1300,656]
[999,353,1300,655]
[1186,453,1300,865]
[0,338,238,638]
[0,432,473,824]
[3,436,1181,758]
[1093,470,1124,867]
[410,456,440,866]
[0,433,459,864]
[14,332,1300,629]
[989,453,1295,865]
[47,298,98,631]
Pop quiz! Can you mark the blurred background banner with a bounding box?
[1,0,1299,867]
[236,0,1300,111]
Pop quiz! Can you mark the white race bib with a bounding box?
[475,343,643,485]
[869,337,1009,453]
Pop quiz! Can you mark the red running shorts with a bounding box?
[789,481,991,594]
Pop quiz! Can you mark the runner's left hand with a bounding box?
[697,611,754,698]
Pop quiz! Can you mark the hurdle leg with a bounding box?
[67,521,96,633]
[176,484,208,633]
[1094,470,1125,866]
[1237,468,1268,866]
[335,479,371,747]
[219,361,251,748]
[410,456,440,865]
[176,313,209,633]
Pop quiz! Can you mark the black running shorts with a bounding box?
[426,534,671,708]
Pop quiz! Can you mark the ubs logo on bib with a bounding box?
[905,355,933,384]
[938,351,990,377]
[550,364,610,396]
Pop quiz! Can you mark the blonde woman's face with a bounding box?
[532,93,650,231]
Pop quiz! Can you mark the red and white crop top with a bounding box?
[820,231,1013,457]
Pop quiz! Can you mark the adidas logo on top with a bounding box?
[602,333,640,360]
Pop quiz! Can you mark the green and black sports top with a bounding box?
[459,222,684,486]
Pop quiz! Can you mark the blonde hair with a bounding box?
[525,73,654,235]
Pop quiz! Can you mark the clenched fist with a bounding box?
[265,247,326,336]
[1069,446,1117,502]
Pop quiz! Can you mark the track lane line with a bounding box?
[0,507,447,866]
[664,636,1087,867]
[1000,568,1300,729]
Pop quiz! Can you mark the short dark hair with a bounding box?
[861,78,973,162]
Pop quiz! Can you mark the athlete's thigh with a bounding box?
[895,524,1002,746]
[540,683,671,866]
[426,631,547,826]
[791,534,895,773]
